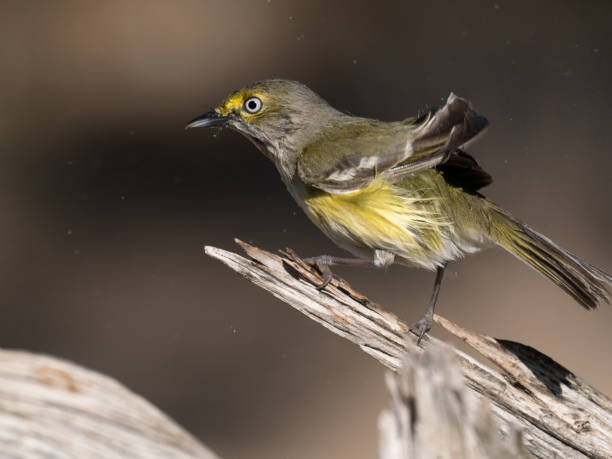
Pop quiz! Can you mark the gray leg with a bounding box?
[304,255,377,290]
[412,263,447,344]
[305,250,394,290]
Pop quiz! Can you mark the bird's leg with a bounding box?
[304,256,375,290]
[412,263,447,345]
[304,250,394,290]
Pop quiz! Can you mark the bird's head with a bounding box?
[187,79,341,161]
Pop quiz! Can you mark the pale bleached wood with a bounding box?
[0,349,218,459]
[205,240,612,459]
[379,343,529,459]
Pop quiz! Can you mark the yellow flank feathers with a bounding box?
[301,175,460,269]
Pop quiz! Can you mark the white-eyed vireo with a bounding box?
[187,79,611,342]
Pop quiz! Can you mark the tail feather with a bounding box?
[488,205,611,309]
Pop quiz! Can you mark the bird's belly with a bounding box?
[294,178,479,269]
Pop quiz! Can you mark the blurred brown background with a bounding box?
[1,1,611,458]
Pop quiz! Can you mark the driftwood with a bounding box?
[206,239,612,459]
[1,239,608,459]
[379,343,528,459]
[0,349,218,459]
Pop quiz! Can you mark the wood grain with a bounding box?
[206,239,612,458]
[0,349,218,459]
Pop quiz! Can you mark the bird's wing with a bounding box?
[297,93,489,194]
[296,120,413,194]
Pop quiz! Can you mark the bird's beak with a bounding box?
[185,110,230,130]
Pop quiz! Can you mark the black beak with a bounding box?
[185,110,230,130]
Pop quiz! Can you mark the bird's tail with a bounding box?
[487,204,612,309]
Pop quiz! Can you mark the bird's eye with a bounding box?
[243,96,263,114]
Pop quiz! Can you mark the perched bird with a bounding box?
[187,79,611,342]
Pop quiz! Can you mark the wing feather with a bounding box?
[297,94,488,194]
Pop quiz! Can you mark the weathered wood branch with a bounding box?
[0,349,218,459]
[206,240,612,459]
[379,343,529,459]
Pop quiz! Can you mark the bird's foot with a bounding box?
[304,255,334,290]
[411,314,433,345]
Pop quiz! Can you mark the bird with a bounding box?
[187,79,611,343]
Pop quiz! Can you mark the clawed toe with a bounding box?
[412,316,433,345]
[304,257,333,290]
